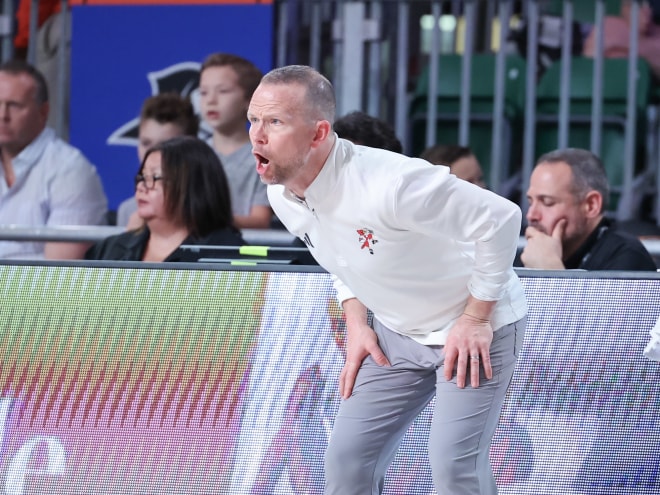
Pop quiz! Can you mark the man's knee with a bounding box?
[325,427,383,494]
[429,448,495,495]
[429,447,460,482]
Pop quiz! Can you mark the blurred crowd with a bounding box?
[0,0,658,270]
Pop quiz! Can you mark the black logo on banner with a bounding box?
[107,62,211,148]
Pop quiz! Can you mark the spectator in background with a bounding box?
[520,148,657,270]
[15,0,70,140]
[116,93,199,228]
[0,59,107,260]
[583,0,660,80]
[199,52,272,229]
[420,144,487,189]
[85,136,244,262]
[14,0,60,60]
[333,111,403,153]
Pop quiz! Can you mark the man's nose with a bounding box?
[249,123,266,143]
[526,202,539,222]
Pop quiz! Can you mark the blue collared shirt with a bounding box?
[0,128,108,259]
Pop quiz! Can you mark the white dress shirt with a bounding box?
[268,137,527,345]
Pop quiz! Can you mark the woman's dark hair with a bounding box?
[139,136,234,238]
[419,144,474,166]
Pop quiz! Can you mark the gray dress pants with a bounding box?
[324,316,526,495]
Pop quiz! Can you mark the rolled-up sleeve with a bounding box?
[332,274,356,305]
[467,201,521,301]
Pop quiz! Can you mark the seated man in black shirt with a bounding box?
[520,148,657,271]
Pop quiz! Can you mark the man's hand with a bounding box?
[443,313,493,388]
[338,299,390,399]
[339,321,389,399]
[520,219,566,269]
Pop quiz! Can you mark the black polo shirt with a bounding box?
[563,218,657,271]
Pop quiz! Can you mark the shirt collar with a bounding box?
[284,135,352,207]
[10,127,54,173]
[564,217,610,269]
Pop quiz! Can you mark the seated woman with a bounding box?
[419,144,487,189]
[86,136,245,261]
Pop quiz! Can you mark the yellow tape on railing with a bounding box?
[239,246,270,257]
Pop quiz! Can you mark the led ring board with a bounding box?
[0,262,659,494]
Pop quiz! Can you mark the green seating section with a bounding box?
[542,0,622,22]
[409,53,527,191]
[410,50,655,218]
[535,56,653,213]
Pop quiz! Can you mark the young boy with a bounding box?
[199,53,272,229]
[116,93,198,228]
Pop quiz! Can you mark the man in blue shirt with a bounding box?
[0,60,107,259]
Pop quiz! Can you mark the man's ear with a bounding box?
[583,190,603,218]
[311,120,332,148]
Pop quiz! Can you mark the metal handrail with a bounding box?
[0,225,299,247]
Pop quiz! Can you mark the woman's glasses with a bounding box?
[134,173,164,190]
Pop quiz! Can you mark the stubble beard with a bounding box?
[262,150,311,188]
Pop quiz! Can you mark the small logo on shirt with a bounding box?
[302,233,314,248]
[357,228,378,254]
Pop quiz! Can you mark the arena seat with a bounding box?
[409,53,527,192]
